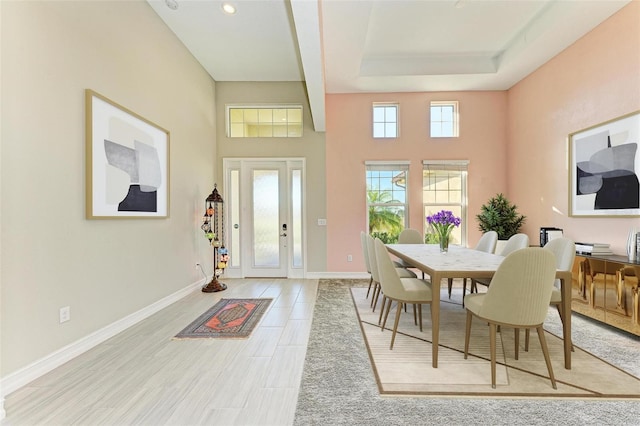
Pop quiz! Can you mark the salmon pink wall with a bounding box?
[326,92,508,272]
[507,2,640,255]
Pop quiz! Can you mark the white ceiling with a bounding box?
[146,0,631,132]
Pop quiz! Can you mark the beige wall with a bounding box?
[507,1,640,254]
[215,82,327,273]
[325,91,508,272]
[1,1,216,376]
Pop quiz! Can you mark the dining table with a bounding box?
[385,243,574,370]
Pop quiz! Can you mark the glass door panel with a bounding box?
[252,170,281,268]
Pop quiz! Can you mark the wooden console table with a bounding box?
[571,254,640,336]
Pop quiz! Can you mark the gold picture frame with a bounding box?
[568,110,639,217]
[85,89,170,219]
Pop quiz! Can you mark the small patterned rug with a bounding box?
[174,298,272,339]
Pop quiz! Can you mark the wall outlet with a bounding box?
[59,306,70,323]
[317,218,327,226]
[347,254,353,262]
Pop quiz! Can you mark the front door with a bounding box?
[224,158,304,278]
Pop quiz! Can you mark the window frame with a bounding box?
[429,101,459,138]
[372,102,399,139]
[226,104,303,138]
[365,161,410,242]
[422,160,468,246]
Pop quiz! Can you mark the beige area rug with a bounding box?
[352,287,640,398]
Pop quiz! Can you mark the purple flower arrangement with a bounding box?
[426,210,461,237]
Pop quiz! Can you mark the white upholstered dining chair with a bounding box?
[365,233,416,310]
[395,228,425,278]
[453,231,498,301]
[374,238,433,349]
[470,233,529,293]
[464,247,558,389]
[525,237,576,351]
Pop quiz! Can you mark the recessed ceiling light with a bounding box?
[221,2,237,15]
[165,0,178,10]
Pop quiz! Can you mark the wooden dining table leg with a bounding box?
[560,272,572,369]
[431,273,441,368]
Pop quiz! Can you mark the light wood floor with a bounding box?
[2,279,318,426]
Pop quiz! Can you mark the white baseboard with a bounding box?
[0,279,205,419]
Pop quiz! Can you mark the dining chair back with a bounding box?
[374,238,433,349]
[471,233,530,293]
[396,228,424,271]
[498,233,529,256]
[398,228,424,244]
[459,231,498,300]
[365,233,416,310]
[524,237,576,351]
[475,231,498,253]
[464,247,558,389]
[361,231,374,297]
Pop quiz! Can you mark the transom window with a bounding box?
[365,161,409,243]
[372,103,398,138]
[226,105,303,138]
[423,160,468,245]
[430,101,459,138]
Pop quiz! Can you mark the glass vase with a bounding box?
[439,232,450,253]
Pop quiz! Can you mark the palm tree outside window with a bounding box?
[366,162,409,243]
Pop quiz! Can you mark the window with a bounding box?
[366,161,409,243]
[372,103,398,138]
[226,105,303,138]
[430,101,459,138]
[423,160,468,246]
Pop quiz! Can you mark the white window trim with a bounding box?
[422,160,469,246]
[372,102,399,139]
[430,101,459,138]
[225,104,303,138]
[366,161,410,233]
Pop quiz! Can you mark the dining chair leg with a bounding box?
[381,299,393,331]
[378,296,388,326]
[514,328,520,360]
[390,302,403,350]
[365,276,374,298]
[536,325,557,389]
[490,322,497,389]
[447,278,453,299]
[464,311,472,359]
[462,278,468,307]
[370,282,378,308]
[418,304,423,332]
[372,284,382,311]
[471,279,478,293]
[525,328,530,352]
[413,304,417,325]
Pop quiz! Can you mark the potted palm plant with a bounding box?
[476,193,526,244]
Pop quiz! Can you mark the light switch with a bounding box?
[317,218,327,226]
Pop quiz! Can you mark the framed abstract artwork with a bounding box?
[569,110,639,217]
[85,89,170,219]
